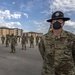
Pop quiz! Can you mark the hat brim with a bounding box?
[47,17,70,22]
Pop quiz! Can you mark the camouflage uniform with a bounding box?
[26,36,28,44]
[29,35,34,48]
[10,34,16,53]
[36,36,39,46]
[5,34,10,47]
[72,37,75,65]
[1,35,5,44]
[21,34,27,50]
[39,30,75,75]
[15,35,17,45]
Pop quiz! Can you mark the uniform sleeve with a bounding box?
[25,37,28,42]
[72,35,75,63]
[38,37,46,60]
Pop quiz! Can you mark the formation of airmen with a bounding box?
[0,33,40,53]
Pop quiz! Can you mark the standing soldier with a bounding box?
[26,36,28,44]
[15,35,17,45]
[5,34,10,47]
[39,11,75,75]
[21,33,27,50]
[36,35,39,46]
[29,35,34,48]
[10,34,16,53]
[1,35,5,44]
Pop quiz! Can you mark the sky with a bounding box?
[0,0,75,34]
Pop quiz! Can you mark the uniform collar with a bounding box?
[50,29,67,39]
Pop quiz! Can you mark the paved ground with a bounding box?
[0,43,43,75]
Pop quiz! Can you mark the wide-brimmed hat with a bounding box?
[47,11,70,22]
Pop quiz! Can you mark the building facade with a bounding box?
[18,29,23,37]
[0,27,23,37]
[25,32,43,38]
[0,27,10,37]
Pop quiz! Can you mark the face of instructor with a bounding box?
[47,11,70,33]
[51,19,64,30]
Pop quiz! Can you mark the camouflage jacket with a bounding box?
[21,36,27,44]
[1,36,5,41]
[36,36,39,42]
[39,30,75,75]
[11,36,16,45]
[29,36,34,43]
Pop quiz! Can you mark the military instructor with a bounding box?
[39,11,75,75]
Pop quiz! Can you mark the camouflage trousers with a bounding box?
[6,41,9,47]
[42,68,75,75]
[36,41,38,46]
[30,43,34,48]
[11,44,16,53]
[2,40,4,44]
[41,63,75,75]
[22,43,26,50]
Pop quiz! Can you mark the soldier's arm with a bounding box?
[72,42,75,63]
[38,37,45,60]
[72,35,75,63]
[14,37,17,43]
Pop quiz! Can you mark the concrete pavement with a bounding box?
[0,43,43,75]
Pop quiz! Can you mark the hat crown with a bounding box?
[52,11,64,19]
[47,11,70,22]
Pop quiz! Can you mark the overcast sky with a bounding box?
[0,0,75,34]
